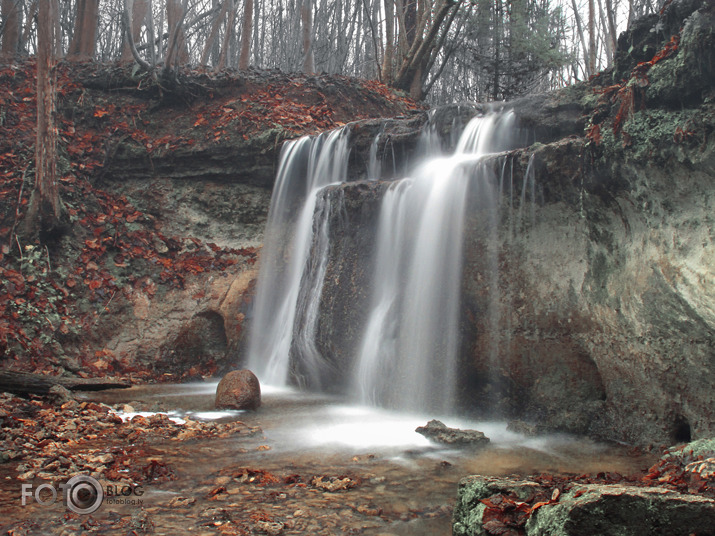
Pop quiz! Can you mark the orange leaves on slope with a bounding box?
[359,79,422,112]
[201,84,343,141]
[71,182,258,298]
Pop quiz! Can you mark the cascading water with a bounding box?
[247,110,519,415]
[352,112,517,413]
[246,127,350,386]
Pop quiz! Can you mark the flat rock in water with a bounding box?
[415,419,490,447]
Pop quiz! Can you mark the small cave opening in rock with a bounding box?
[157,311,229,378]
[672,415,692,443]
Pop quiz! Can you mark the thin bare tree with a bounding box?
[1,0,22,59]
[121,0,150,62]
[301,0,315,73]
[588,0,597,75]
[22,0,65,241]
[239,0,253,68]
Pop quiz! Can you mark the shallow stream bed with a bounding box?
[2,382,655,535]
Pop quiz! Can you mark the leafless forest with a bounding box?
[2,0,659,102]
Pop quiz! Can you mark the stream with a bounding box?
[48,382,655,535]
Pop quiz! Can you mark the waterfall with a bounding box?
[247,110,519,415]
[352,112,516,413]
[246,126,350,386]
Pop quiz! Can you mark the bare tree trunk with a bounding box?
[605,0,618,53]
[403,0,416,46]
[22,0,65,241]
[493,0,501,101]
[121,0,149,62]
[597,0,612,66]
[0,371,130,396]
[571,0,590,77]
[1,0,22,59]
[157,0,164,61]
[145,0,157,65]
[217,0,236,70]
[395,0,408,58]
[123,0,152,70]
[392,0,458,99]
[301,0,315,73]
[22,0,38,50]
[239,0,253,69]
[254,0,261,64]
[165,0,189,69]
[423,0,463,94]
[588,0,597,76]
[54,0,61,55]
[361,0,381,78]
[381,0,395,82]
[67,0,99,60]
[201,0,229,65]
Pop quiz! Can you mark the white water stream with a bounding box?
[247,110,519,415]
[246,127,350,386]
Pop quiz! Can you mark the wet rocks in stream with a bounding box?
[0,392,261,484]
[453,438,715,536]
[416,419,490,448]
[215,369,261,410]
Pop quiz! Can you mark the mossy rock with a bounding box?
[647,5,715,108]
[453,476,542,536]
[525,484,715,536]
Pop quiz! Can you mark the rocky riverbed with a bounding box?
[0,382,668,535]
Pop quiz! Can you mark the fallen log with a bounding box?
[0,371,131,396]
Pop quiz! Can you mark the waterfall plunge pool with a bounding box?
[73,382,655,535]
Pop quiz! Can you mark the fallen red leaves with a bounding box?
[643,444,714,494]
[0,59,258,372]
[231,468,282,486]
[195,83,344,140]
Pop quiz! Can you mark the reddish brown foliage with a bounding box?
[231,467,282,485]
[0,60,266,372]
[587,33,681,147]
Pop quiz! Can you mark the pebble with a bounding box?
[253,520,285,535]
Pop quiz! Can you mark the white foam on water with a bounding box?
[113,411,186,425]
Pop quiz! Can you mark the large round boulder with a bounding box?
[215,370,261,410]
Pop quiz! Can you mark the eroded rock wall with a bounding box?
[315,0,714,445]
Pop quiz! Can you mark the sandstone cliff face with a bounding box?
[314,0,714,445]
